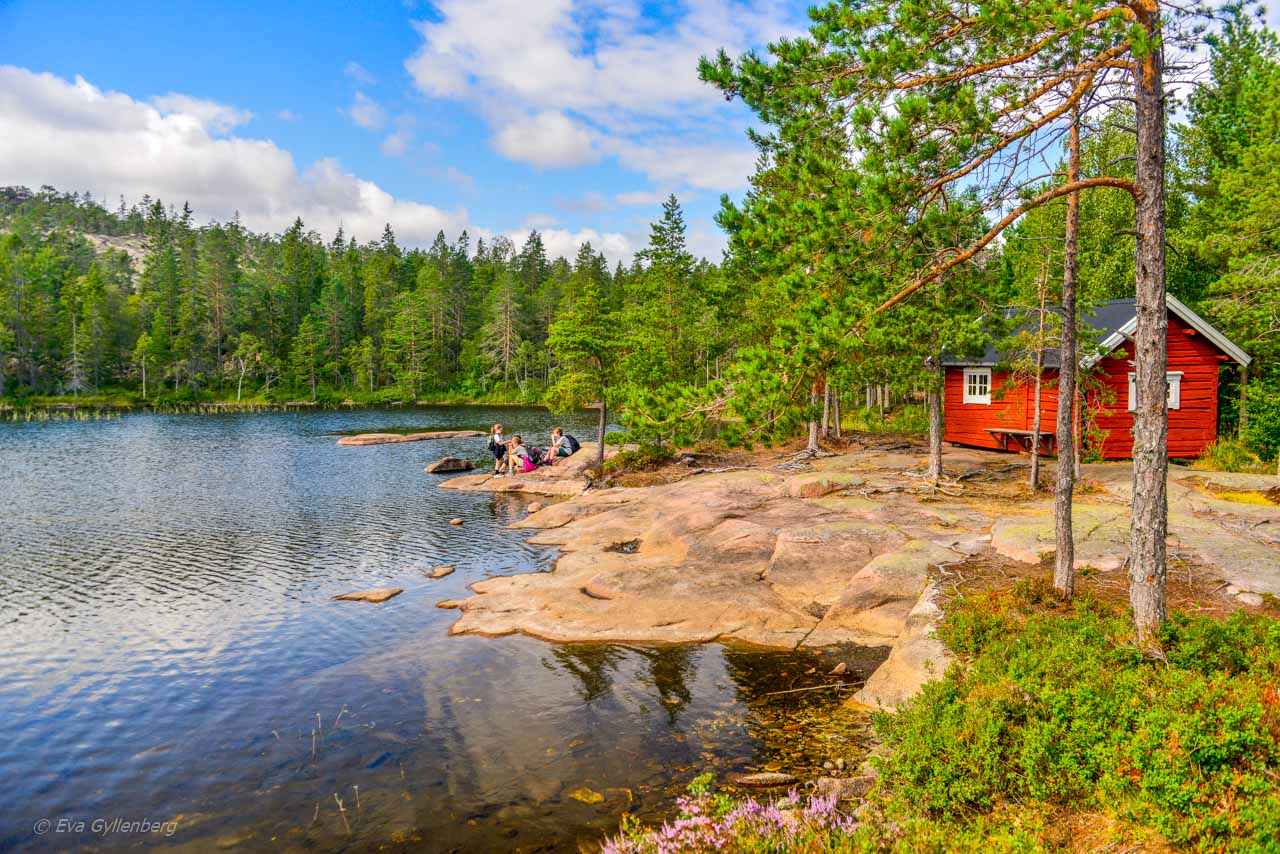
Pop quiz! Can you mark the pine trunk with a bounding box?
[1129,15,1169,646]
[821,382,831,437]
[1054,109,1081,599]
[1030,352,1043,491]
[833,388,842,438]
[925,355,943,483]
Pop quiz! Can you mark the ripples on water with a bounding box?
[0,408,877,851]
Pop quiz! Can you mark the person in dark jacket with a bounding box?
[488,423,509,475]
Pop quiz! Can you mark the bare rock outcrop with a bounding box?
[338,430,484,447]
[850,582,952,711]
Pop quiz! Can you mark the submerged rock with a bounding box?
[568,786,604,804]
[425,457,474,474]
[333,587,403,603]
[427,566,456,579]
[449,518,464,526]
[732,771,798,788]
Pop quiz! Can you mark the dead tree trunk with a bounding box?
[1129,14,1170,646]
[1054,107,1081,600]
[1238,364,1248,438]
[925,354,943,483]
[597,396,608,469]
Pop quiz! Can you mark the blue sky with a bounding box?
[0,0,807,262]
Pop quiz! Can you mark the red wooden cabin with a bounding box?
[942,296,1252,460]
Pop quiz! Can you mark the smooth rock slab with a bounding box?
[338,430,485,446]
[333,587,403,603]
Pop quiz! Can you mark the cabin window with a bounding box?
[1127,371,1182,411]
[963,368,991,404]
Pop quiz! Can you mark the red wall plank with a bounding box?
[943,315,1223,459]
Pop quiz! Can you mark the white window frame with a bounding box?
[963,368,992,405]
[1128,371,1182,411]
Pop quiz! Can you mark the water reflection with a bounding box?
[0,409,880,852]
[549,644,628,703]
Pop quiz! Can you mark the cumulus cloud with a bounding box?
[0,66,469,246]
[345,91,386,129]
[405,0,797,189]
[150,93,253,134]
[492,110,597,168]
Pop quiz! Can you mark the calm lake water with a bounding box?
[0,407,875,852]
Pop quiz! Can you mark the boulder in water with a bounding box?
[449,518,464,526]
[427,566,456,579]
[425,457,474,474]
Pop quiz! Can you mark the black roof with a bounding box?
[943,299,1137,368]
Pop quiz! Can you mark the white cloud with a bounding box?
[522,213,560,229]
[345,91,386,129]
[380,131,410,157]
[614,189,670,207]
[380,114,416,157]
[343,60,378,86]
[556,191,611,213]
[492,110,597,168]
[606,137,758,192]
[443,166,476,192]
[405,0,797,189]
[0,66,469,247]
[150,93,252,134]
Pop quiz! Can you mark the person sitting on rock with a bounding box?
[488,424,509,476]
[547,428,580,464]
[506,435,540,474]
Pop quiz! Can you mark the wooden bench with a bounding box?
[985,428,1055,454]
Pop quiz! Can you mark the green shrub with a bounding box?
[604,430,630,446]
[842,403,929,435]
[874,598,1280,850]
[1191,438,1268,474]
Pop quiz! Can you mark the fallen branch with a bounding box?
[764,682,848,697]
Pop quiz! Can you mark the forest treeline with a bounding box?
[0,187,731,412]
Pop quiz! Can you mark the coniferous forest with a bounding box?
[1,8,1277,469]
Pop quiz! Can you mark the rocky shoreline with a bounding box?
[437,441,1280,711]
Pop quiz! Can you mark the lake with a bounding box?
[0,407,872,852]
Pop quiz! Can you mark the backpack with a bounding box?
[563,433,581,454]
[527,445,545,465]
